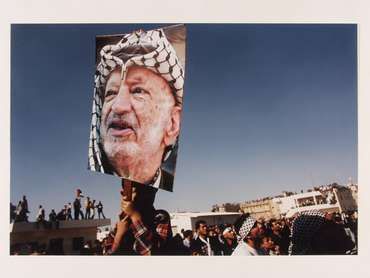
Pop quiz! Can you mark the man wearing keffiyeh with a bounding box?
[90,25,186,255]
[232,214,264,256]
[88,25,185,192]
[289,210,355,255]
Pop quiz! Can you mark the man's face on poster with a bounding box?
[100,66,181,183]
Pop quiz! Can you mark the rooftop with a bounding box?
[170,212,241,217]
[10,219,111,233]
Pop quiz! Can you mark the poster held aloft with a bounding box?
[88,24,186,192]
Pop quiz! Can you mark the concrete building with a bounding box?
[334,186,357,213]
[10,219,110,255]
[211,203,240,212]
[211,181,358,221]
[348,183,358,205]
[170,212,241,234]
[239,198,280,220]
[273,185,357,218]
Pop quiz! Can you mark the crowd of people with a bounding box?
[10,190,106,227]
[10,209,357,256]
[10,196,30,222]
[94,210,357,256]
[10,192,357,256]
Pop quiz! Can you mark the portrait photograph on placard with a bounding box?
[88,24,186,193]
[10,24,357,256]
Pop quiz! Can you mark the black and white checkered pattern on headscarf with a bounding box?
[88,28,185,174]
[238,216,256,242]
[289,210,326,255]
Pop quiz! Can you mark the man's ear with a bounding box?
[164,106,181,146]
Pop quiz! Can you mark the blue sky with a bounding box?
[11,24,357,221]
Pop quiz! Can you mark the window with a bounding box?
[72,237,84,251]
[48,238,64,255]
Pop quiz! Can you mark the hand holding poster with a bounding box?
[88,25,186,192]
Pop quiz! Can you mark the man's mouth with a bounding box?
[108,119,135,137]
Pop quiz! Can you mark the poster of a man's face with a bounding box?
[88,25,186,192]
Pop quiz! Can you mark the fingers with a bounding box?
[119,184,139,219]
[120,185,137,200]
[132,186,137,200]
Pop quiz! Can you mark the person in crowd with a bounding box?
[76,188,84,198]
[16,199,29,222]
[103,233,114,255]
[260,236,276,255]
[63,204,69,219]
[66,202,73,220]
[90,200,96,219]
[270,221,283,253]
[10,202,16,223]
[168,232,191,255]
[110,183,172,255]
[49,209,59,229]
[279,218,291,255]
[93,239,103,255]
[208,225,223,255]
[21,195,29,213]
[190,220,214,255]
[56,207,66,221]
[182,230,193,249]
[345,212,358,246]
[73,197,84,220]
[290,210,355,255]
[219,226,238,255]
[85,197,91,219]
[97,201,106,219]
[232,214,264,256]
[36,205,46,229]
[14,201,23,222]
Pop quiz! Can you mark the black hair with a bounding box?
[183,230,193,238]
[195,220,207,230]
[234,213,251,235]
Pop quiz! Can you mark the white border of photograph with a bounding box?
[1,0,369,277]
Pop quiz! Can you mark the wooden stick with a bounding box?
[122,179,132,201]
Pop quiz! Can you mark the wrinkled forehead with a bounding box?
[104,66,174,104]
[105,66,170,88]
[95,27,185,107]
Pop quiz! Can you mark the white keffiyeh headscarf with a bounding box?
[238,216,257,242]
[88,28,185,174]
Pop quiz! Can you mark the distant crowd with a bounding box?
[10,190,106,227]
[10,192,357,256]
[12,210,356,256]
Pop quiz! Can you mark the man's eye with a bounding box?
[105,90,118,97]
[132,87,147,95]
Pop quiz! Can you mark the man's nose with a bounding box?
[111,84,132,114]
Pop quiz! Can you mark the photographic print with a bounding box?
[10,24,357,256]
[88,24,186,192]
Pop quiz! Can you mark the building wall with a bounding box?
[170,214,193,233]
[335,188,357,212]
[212,203,240,212]
[11,226,97,255]
[348,184,358,206]
[10,219,110,255]
[170,213,241,233]
[240,199,279,220]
